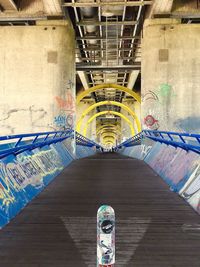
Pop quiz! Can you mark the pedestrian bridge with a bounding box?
[0,0,200,266]
[0,130,199,266]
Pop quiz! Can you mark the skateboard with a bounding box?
[97,205,115,267]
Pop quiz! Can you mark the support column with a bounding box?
[142,19,200,132]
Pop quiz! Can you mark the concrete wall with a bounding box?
[0,20,75,138]
[142,19,200,132]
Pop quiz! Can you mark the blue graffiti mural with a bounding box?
[54,114,74,129]
[0,139,74,228]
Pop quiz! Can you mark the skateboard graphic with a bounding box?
[97,205,115,267]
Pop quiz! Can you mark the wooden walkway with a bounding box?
[0,153,200,267]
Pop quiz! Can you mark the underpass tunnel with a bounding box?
[0,0,200,266]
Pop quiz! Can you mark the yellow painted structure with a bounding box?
[76,83,141,104]
[83,111,135,136]
[76,100,141,133]
[100,129,121,137]
[96,124,121,135]
[101,132,116,139]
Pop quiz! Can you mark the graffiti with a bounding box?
[0,148,63,210]
[0,164,16,208]
[142,84,176,130]
[181,164,200,199]
[142,90,159,102]
[157,84,175,98]
[54,114,67,127]
[54,114,74,129]
[180,163,200,213]
[144,115,159,130]
[54,80,75,130]
[143,84,175,104]
[141,144,152,158]
[55,80,75,112]
[0,140,74,228]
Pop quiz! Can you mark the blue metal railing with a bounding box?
[0,130,73,159]
[115,132,142,149]
[116,130,200,154]
[76,132,102,149]
[0,129,102,160]
[144,130,200,154]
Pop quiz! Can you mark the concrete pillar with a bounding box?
[142,19,200,132]
[0,20,75,137]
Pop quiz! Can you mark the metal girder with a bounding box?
[76,36,141,40]
[42,0,62,14]
[77,20,137,26]
[76,83,141,105]
[63,1,153,7]
[0,16,46,21]
[76,64,141,71]
[0,0,17,10]
[76,83,141,104]
[77,48,140,52]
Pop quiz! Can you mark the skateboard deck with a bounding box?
[97,205,115,267]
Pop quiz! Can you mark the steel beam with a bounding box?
[0,0,17,10]
[76,64,141,71]
[0,16,46,21]
[76,36,141,40]
[63,1,153,7]
[76,56,140,60]
[77,20,137,26]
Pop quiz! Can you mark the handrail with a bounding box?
[144,130,200,154]
[76,132,102,149]
[0,130,102,160]
[0,130,73,159]
[115,132,142,149]
[116,130,200,154]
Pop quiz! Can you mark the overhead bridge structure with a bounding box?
[0,0,200,266]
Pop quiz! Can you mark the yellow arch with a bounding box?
[103,137,115,142]
[103,137,115,143]
[97,124,121,135]
[97,126,121,136]
[76,100,141,133]
[76,83,141,104]
[83,111,135,136]
[101,132,117,139]
[100,129,121,137]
